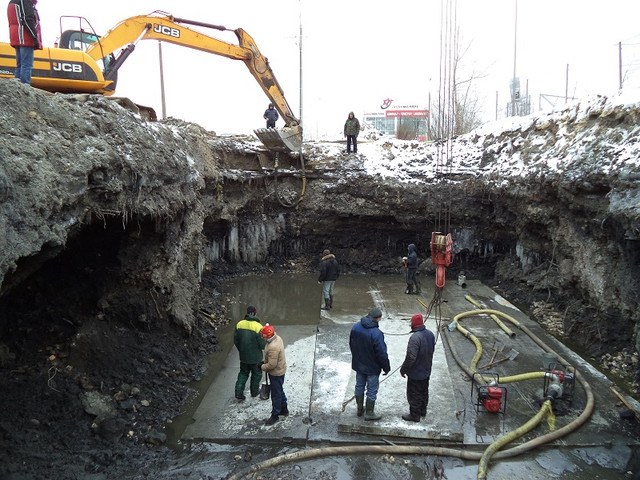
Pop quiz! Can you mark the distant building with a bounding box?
[364,98,429,140]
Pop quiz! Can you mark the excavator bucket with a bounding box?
[254,125,302,153]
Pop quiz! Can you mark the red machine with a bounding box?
[472,373,508,415]
[431,232,453,288]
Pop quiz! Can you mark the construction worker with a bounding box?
[260,323,288,425]
[233,306,266,401]
[263,103,278,128]
[318,249,340,310]
[400,314,435,422]
[349,307,390,421]
[404,243,421,294]
[7,0,43,84]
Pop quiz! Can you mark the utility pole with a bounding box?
[619,41,623,90]
[158,41,167,120]
[299,0,303,135]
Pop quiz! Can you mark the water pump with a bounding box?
[472,373,508,414]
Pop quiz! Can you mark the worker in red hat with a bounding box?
[399,314,435,422]
[260,323,289,425]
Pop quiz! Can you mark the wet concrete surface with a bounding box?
[178,273,639,479]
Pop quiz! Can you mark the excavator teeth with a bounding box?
[254,126,302,153]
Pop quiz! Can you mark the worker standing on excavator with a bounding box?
[7,0,42,84]
[263,103,278,128]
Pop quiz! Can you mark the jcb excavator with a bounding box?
[0,11,301,152]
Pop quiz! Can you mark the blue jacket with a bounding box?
[400,325,435,380]
[349,315,390,376]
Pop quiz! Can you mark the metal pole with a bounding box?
[158,41,167,120]
[619,41,623,90]
[565,64,569,103]
[299,0,303,137]
[495,91,498,120]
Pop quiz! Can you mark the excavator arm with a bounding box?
[0,11,301,152]
[85,13,299,130]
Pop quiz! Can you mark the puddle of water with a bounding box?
[166,273,322,445]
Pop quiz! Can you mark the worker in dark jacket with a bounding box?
[400,314,435,422]
[233,306,266,401]
[343,111,360,154]
[263,103,279,128]
[318,249,340,310]
[349,307,390,421]
[404,243,421,295]
[7,0,42,84]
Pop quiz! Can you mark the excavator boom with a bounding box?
[0,11,301,152]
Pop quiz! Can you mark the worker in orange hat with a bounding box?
[399,314,435,422]
[260,323,288,425]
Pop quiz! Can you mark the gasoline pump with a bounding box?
[471,373,508,415]
[543,363,575,403]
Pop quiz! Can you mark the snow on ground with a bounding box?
[295,89,640,186]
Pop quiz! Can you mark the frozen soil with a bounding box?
[1,80,639,478]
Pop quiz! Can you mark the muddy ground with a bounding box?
[0,256,636,480]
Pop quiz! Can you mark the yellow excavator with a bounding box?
[0,11,301,152]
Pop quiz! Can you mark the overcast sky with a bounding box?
[3,1,639,139]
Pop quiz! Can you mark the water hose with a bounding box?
[465,295,516,337]
[227,307,595,480]
[477,400,555,480]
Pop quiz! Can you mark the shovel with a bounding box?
[259,372,271,400]
[478,348,519,370]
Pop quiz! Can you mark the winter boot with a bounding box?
[364,399,382,421]
[235,392,246,401]
[329,294,334,309]
[321,297,330,310]
[402,413,420,422]
[280,405,289,416]
[355,395,364,417]
[404,284,412,295]
[265,414,279,426]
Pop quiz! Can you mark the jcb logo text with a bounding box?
[53,62,82,73]
[153,24,180,38]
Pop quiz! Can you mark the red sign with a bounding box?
[385,110,429,118]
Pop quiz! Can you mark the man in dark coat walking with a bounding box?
[349,307,390,420]
[318,249,340,310]
[400,314,435,422]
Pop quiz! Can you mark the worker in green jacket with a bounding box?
[233,306,266,401]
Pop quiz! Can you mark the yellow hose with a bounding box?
[452,320,484,371]
[465,295,517,337]
[477,400,555,480]
[228,307,595,480]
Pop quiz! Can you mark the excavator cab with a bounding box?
[58,28,118,92]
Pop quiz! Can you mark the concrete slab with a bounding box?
[334,279,462,441]
[182,324,316,442]
[183,271,640,467]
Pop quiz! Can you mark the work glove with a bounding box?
[33,39,40,49]
[317,281,322,285]
[383,370,389,376]
[400,371,406,378]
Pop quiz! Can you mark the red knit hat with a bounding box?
[411,314,424,329]
[261,323,275,339]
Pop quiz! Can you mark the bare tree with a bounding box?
[428,29,484,140]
